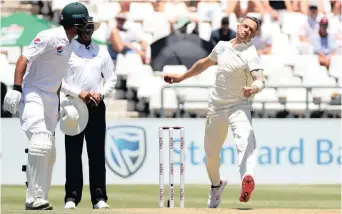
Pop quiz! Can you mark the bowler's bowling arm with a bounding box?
[182,57,216,81]
[13,56,28,87]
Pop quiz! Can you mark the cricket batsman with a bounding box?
[2,2,93,210]
[164,16,265,208]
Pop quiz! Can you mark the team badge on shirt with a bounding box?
[218,46,227,55]
[253,57,260,65]
[57,46,63,54]
[33,38,41,45]
[249,57,260,66]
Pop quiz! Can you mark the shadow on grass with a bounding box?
[233,208,254,210]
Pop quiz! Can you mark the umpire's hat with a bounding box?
[59,93,89,136]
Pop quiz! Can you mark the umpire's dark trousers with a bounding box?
[64,101,108,206]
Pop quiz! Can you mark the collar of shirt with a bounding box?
[230,40,251,50]
[72,39,96,50]
[71,39,98,57]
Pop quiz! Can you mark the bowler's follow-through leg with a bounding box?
[229,108,257,202]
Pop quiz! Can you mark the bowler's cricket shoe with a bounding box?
[239,174,255,202]
[64,201,76,209]
[207,179,228,208]
[25,198,53,210]
[94,200,110,209]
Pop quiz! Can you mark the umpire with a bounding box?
[61,14,117,209]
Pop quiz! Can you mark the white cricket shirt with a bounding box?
[22,26,72,93]
[61,39,117,97]
[207,41,263,113]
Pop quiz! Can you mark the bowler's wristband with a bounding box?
[13,85,22,93]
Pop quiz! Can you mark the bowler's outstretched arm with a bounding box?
[164,57,216,84]
[182,57,216,80]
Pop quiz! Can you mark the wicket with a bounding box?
[158,126,185,208]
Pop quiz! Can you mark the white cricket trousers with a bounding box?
[19,87,59,135]
[204,106,257,186]
[19,87,59,203]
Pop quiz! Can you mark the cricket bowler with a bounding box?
[164,16,265,208]
[2,2,94,210]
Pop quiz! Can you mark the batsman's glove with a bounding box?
[3,85,22,114]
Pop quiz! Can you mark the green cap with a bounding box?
[60,2,89,28]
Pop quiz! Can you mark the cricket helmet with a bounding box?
[59,93,89,136]
[60,2,93,29]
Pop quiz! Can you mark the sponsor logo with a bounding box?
[0,24,24,45]
[105,126,147,178]
[33,38,41,45]
[56,46,63,54]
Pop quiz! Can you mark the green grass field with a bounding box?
[1,185,341,213]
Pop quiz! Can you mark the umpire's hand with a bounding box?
[90,92,101,104]
[79,91,91,103]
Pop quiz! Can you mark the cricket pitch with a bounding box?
[108,208,341,214]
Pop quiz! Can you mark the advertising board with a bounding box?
[1,118,340,185]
